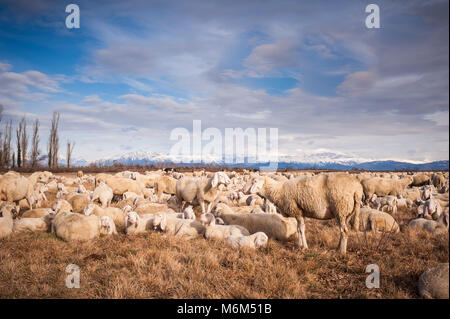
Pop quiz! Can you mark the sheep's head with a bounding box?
[99,216,115,235]
[199,213,215,226]
[211,172,231,187]
[253,232,268,248]
[152,213,167,231]
[439,211,449,229]
[123,205,133,213]
[242,177,265,195]
[183,205,195,220]
[125,211,140,228]
[421,186,432,201]
[0,204,18,219]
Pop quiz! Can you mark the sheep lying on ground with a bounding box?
[13,210,55,233]
[92,182,113,208]
[125,211,156,235]
[84,204,126,229]
[151,212,206,239]
[418,263,449,299]
[176,172,231,214]
[21,208,53,218]
[408,211,449,235]
[0,204,17,238]
[243,173,363,255]
[51,211,100,241]
[67,194,91,214]
[199,213,250,241]
[215,211,297,242]
[53,200,73,213]
[226,232,268,249]
[358,207,400,233]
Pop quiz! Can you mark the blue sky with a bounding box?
[0,0,448,162]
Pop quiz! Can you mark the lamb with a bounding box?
[77,170,84,178]
[418,263,449,299]
[361,176,413,203]
[199,213,250,241]
[176,172,231,214]
[92,182,113,208]
[215,211,297,242]
[408,211,449,235]
[358,207,400,233]
[99,216,118,235]
[13,210,55,233]
[84,203,126,230]
[243,173,363,255]
[51,211,100,241]
[125,211,155,235]
[226,232,269,249]
[0,204,17,238]
[154,176,177,202]
[151,212,206,239]
[370,194,398,214]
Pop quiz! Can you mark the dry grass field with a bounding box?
[0,172,448,299]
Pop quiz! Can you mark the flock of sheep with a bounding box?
[0,168,448,298]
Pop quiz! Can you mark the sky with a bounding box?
[0,0,448,163]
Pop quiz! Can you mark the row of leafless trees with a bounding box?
[0,105,76,169]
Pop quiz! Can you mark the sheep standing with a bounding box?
[226,232,268,249]
[361,177,413,203]
[243,173,363,255]
[176,172,231,214]
[154,176,177,202]
[92,182,113,208]
[0,175,34,209]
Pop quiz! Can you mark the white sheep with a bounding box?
[408,210,449,235]
[84,203,126,230]
[13,210,55,233]
[370,194,398,214]
[125,211,155,235]
[183,205,196,220]
[151,212,206,239]
[51,211,100,241]
[226,232,269,249]
[199,213,250,241]
[99,216,118,235]
[0,204,17,238]
[92,182,113,208]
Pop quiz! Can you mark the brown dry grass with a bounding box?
[1,208,448,299]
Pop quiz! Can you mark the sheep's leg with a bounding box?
[201,201,206,214]
[206,202,213,214]
[337,216,349,255]
[295,216,308,250]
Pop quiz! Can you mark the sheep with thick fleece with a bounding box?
[431,173,446,189]
[411,173,431,187]
[200,213,250,241]
[226,232,269,249]
[361,176,413,203]
[21,208,53,218]
[0,175,34,208]
[0,204,17,238]
[358,207,400,233]
[408,210,448,235]
[176,172,231,214]
[84,203,126,230]
[151,212,206,239]
[13,211,55,233]
[51,211,100,241]
[53,199,73,213]
[243,173,363,255]
[183,205,196,220]
[92,182,113,208]
[418,263,449,299]
[67,193,91,214]
[215,211,297,242]
[104,176,144,196]
[154,176,177,202]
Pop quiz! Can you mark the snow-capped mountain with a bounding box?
[88,150,448,171]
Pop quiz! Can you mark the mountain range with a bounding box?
[59,150,450,171]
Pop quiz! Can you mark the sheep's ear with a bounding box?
[160,214,167,231]
[211,174,219,187]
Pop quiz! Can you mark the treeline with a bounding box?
[0,105,76,169]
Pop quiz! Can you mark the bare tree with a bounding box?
[47,112,60,168]
[12,151,16,168]
[30,118,40,167]
[66,140,75,167]
[20,116,28,167]
[16,119,23,167]
[1,119,13,167]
